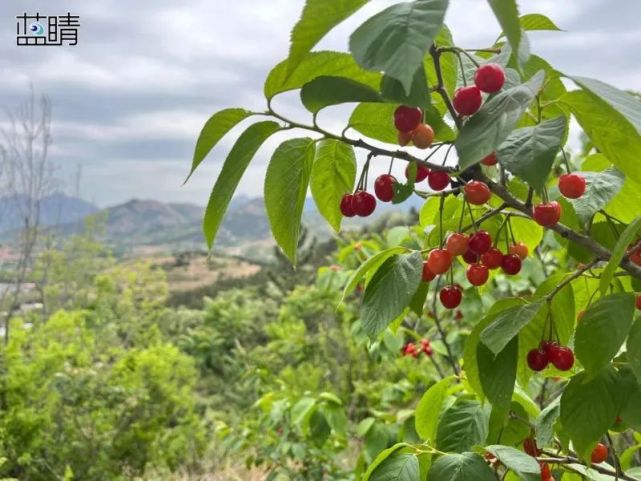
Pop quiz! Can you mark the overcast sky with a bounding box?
[0,0,639,207]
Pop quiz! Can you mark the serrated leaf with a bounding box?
[301,76,382,113]
[535,398,560,448]
[480,301,545,356]
[497,116,567,192]
[567,169,625,224]
[264,138,316,264]
[456,71,545,170]
[349,0,449,94]
[428,452,496,481]
[189,108,252,182]
[575,293,635,375]
[488,0,528,66]
[519,13,562,32]
[599,216,641,294]
[369,453,420,481]
[486,445,541,481]
[361,252,423,337]
[415,376,457,442]
[310,140,357,232]
[363,444,411,481]
[286,0,370,77]
[436,398,489,452]
[203,121,281,249]
[478,337,518,412]
[628,319,641,383]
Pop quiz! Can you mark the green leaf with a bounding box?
[428,452,496,481]
[567,169,625,224]
[560,367,625,461]
[409,281,430,316]
[478,337,518,412]
[575,293,635,376]
[497,116,567,192]
[286,0,370,77]
[628,319,641,383]
[487,0,527,66]
[362,252,423,337]
[189,108,252,182]
[349,103,399,144]
[369,453,420,481]
[486,445,541,481]
[381,67,430,109]
[562,87,641,185]
[519,13,562,32]
[456,71,545,170]
[349,0,449,94]
[309,410,331,446]
[264,138,316,264]
[535,398,560,448]
[363,444,411,481]
[292,397,317,426]
[599,216,641,294]
[436,397,489,453]
[509,216,543,259]
[341,247,409,303]
[310,140,357,231]
[265,51,381,99]
[203,121,281,249]
[301,76,382,113]
[480,301,545,356]
[415,376,457,442]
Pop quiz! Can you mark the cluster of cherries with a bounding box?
[522,437,608,479]
[401,339,432,358]
[526,340,574,372]
[422,229,528,310]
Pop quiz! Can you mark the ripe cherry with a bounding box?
[464,181,492,205]
[351,191,376,217]
[428,248,453,275]
[406,162,430,182]
[467,263,489,286]
[412,123,435,149]
[523,438,540,457]
[481,247,504,269]
[374,174,396,202]
[422,261,436,282]
[462,249,480,264]
[559,173,586,199]
[398,130,413,147]
[428,171,450,191]
[481,152,498,166]
[533,201,562,227]
[340,194,355,217]
[440,285,463,309]
[636,294,641,310]
[509,242,529,260]
[527,348,549,371]
[630,249,641,266]
[394,105,422,132]
[403,342,418,358]
[474,63,506,93]
[591,443,608,464]
[468,230,492,255]
[548,345,574,371]
[501,254,522,275]
[420,339,433,356]
[446,232,469,256]
[453,86,483,116]
[540,463,551,481]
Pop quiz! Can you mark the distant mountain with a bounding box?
[0,193,98,231]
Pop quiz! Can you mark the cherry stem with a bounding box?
[439,194,445,248]
[507,216,516,245]
[388,157,394,175]
[561,149,572,173]
[465,202,477,232]
[431,276,460,376]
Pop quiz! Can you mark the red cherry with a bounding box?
[403,342,418,358]
[523,438,540,457]
[468,230,492,255]
[446,232,469,256]
[466,263,489,286]
[474,63,506,93]
[440,285,463,309]
[412,123,434,149]
[462,249,480,264]
[374,174,396,202]
[427,248,452,275]
[340,194,355,217]
[394,105,422,132]
[464,181,492,205]
[630,249,641,266]
[636,294,641,310]
[533,202,562,227]
[481,152,498,166]
[428,171,450,191]
[405,163,430,182]
[422,261,436,282]
[548,345,574,371]
[591,443,608,464]
[351,191,376,217]
[527,348,549,372]
[481,247,503,269]
[398,130,413,147]
[501,254,522,275]
[540,463,551,481]
[541,340,558,356]
[453,86,483,116]
[559,173,586,199]
[509,242,529,260]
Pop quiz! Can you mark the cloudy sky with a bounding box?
[0,0,639,207]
